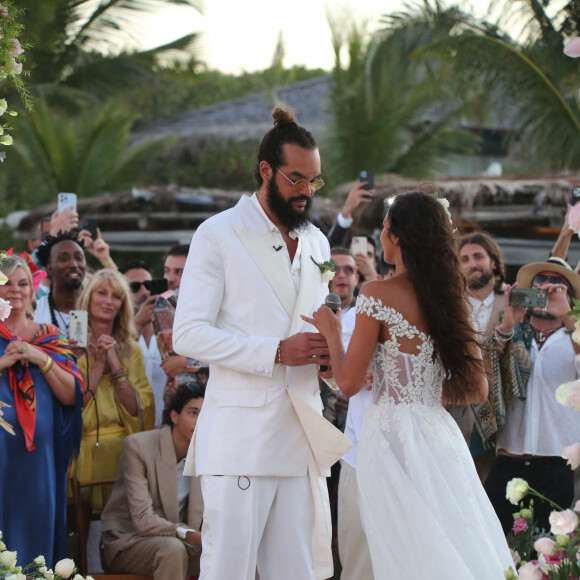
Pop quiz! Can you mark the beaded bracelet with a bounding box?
[494,326,514,341]
[276,342,282,365]
[112,369,128,383]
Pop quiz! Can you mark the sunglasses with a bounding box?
[129,280,154,293]
[333,264,356,276]
[531,274,567,287]
[276,167,325,194]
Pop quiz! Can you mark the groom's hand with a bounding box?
[280,332,329,367]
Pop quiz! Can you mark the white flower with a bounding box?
[72,575,84,580]
[54,558,75,579]
[321,270,335,283]
[44,570,54,580]
[556,380,575,406]
[0,98,6,115]
[573,320,580,346]
[34,555,46,566]
[0,298,11,321]
[562,442,580,470]
[505,478,529,505]
[549,508,579,534]
[437,197,455,230]
[38,566,47,574]
[0,549,18,569]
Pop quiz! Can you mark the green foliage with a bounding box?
[146,137,259,190]
[325,4,480,186]
[2,99,175,206]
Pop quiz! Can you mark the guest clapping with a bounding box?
[0,255,83,567]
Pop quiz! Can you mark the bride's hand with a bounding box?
[301,305,342,339]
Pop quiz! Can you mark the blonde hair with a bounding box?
[76,269,137,365]
[0,256,36,319]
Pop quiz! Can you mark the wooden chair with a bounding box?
[70,477,153,580]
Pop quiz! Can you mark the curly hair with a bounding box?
[0,256,36,319]
[75,269,137,365]
[387,191,485,403]
[253,107,317,188]
[35,229,84,268]
[459,231,506,294]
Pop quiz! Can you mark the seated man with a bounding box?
[101,381,205,580]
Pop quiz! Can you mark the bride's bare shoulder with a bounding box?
[359,274,415,304]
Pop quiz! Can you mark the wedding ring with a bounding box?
[20,346,25,353]
[556,288,562,293]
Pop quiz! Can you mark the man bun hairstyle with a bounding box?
[253,106,317,187]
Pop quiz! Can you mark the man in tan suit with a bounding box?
[101,382,205,579]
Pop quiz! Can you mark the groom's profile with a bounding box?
[173,107,351,580]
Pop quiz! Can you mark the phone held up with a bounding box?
[82,218,98,240]
[508,288,547,309]
[69,310,88,348]
[149,278,169,296]
[58,192,77,214]
[351,236,368,258]
[358,170,374,199]
[572,187,580,205]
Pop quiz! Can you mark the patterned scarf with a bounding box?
[0,321,84,451]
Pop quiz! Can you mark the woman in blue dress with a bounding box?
[0,255,83,567]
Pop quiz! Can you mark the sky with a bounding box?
[141,0,414,73]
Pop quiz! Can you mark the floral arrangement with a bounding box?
[311,256,336,283]
[0,530,94,580]
[0,1,29,161]
[504,479,580,579]
[0,250,13,436]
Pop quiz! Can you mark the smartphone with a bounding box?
[58,192,77,214]
[572,187,580,205]
[509,288,547,309]
[69,310,88,348]
[358,170,374,192]
[351,236,368,258]
[82,218,98,240]
[149,278,168,295]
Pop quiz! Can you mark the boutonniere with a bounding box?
[311,256,337,283]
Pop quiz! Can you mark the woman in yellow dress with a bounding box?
[72,269,154,509]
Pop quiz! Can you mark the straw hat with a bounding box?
[517,256,580,298]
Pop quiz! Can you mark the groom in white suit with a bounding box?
[173,108,351,580]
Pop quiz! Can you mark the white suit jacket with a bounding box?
[174,194,350,478]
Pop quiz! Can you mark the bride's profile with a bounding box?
[304,191,515,579]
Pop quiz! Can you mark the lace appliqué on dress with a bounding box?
[356,295,445,436]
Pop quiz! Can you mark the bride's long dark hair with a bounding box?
[387,191,484,403]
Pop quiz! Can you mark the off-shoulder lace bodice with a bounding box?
[356,295,445,424]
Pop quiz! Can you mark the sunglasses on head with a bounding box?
[129,280,153,293]
[531,274,567,287]
[333,264,356,276]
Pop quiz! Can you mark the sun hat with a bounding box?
[517,256,580,298]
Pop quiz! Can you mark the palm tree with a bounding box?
[389,0,580,172]
[14,0,203,106]
[325,4,480,185]
[0,98,176,207]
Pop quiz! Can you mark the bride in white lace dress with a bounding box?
[304,192,515,579]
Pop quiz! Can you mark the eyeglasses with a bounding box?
[333,264,356,276]
[276,168,324,194]
[129,280,153,293]
[531,274,567,287]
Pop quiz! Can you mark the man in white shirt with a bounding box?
[121,260,167,427]
[458,232,508,480]
[328,247,374,580]
[484,257,580,533]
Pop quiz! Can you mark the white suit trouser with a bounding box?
[337,461,374,580]
[200,474,315,580]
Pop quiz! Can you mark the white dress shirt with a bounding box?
[497,328,580,456]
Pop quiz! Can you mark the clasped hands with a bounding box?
[1,340,46,370]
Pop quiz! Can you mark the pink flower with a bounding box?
[0,5,8,17]
[571,384,580,411]
[513,517,528,534]
[569,204,580,232]
[549,509,579,535]
[10,39,22,56]
[575,499,580,512]
[0,298,11,321]
[534,537,556,556]
[518,561,544,580]
[564,37,580,58]
[562,443,580,470]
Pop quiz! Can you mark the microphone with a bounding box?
[320,293,341,372]
[273,245,283,251]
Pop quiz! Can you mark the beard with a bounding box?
[467,269,494,291]
[530,310,557,321]
[266,177,312,231]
